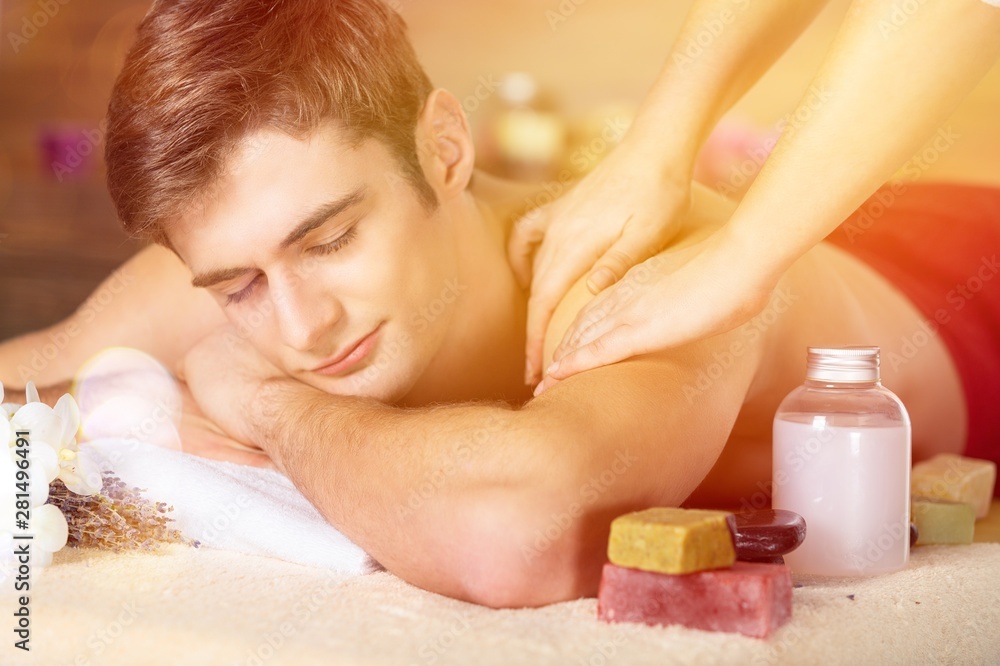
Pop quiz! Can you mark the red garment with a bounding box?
[824,183,1000,495]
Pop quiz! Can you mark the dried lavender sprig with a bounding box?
[46,473,201,552]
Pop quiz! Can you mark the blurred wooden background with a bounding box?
[2,0,999,341]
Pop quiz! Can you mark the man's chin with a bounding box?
[294,367,413,404]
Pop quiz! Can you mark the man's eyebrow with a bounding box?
[278,186,367,249]
[190,186,367,289]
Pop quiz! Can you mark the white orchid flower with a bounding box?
[0,380,99,581]
[4,381,101,496]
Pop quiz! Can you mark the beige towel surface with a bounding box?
[14,523,1000,666]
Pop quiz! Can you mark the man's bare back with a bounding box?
[535,182,966,507]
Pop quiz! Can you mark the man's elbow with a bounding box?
[409,418,657,609]
[452,500,585,609]
[451,480,634,609]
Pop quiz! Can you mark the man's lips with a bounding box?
[311,324,382,376]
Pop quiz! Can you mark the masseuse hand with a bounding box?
[535,226,778,394]
[509,139,693,386]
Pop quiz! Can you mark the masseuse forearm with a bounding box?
[628,0,830,169]
[727,0,1000,279]
[250,378,575,606]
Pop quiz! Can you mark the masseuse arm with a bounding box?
[181,290,767,609]
[546,0,1000,383]
[515,0,831,385]
[0,244,226,389]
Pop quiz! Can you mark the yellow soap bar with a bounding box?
[911,454,996,519]
[607,508,736,575]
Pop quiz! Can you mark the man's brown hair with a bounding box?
[105,0,436,245]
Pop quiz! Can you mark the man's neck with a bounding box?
[398,171,541,408]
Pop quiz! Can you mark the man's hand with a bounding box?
[175,379,276,470]
[180,324,286,451]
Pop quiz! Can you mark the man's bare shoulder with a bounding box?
[540,262,773,385]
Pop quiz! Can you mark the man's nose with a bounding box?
[271,276,343,353]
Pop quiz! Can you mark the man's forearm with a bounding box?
[1,244,229,392]
[250,378,566,606]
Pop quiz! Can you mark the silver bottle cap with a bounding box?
[806,346,880,383]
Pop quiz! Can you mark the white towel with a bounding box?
[83,438,382,574]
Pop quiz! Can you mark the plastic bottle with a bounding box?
[772,346,911,576]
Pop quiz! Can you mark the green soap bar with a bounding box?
[607,508,736,575]
[911,497,975,545]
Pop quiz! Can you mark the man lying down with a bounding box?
[1,0,996,607]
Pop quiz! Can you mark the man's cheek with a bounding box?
[227,297,279,342]
[215,320,285,377]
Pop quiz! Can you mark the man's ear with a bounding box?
[414,89,475,200]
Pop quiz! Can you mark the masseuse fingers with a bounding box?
[546,324,639,383]
[552,284,623,362]
[586,221,671,294]
[525,278,564,384]
[507,207,548,289]
[551,307,618,370]
[524,233,606,384]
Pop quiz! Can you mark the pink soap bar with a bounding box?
[598,561,793,639]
